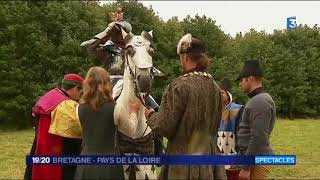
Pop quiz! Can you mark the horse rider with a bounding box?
[80,8,161,110]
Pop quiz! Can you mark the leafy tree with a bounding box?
[0,1,102,128]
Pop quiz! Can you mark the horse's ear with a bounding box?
[121,28,133,39]
[122,28,133,44]
[141,30,153,43]
[121,28,128,39]
[148,30,153,38]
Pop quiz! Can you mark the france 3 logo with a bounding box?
[287,16,297,30]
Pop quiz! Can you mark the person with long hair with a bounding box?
[74,67,141,180]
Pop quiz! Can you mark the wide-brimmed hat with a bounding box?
[237,60,263,80]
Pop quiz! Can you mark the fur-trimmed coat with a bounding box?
[147,70,227,180]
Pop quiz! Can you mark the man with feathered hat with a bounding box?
[144,33,227,179]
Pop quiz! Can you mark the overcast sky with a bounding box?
[103,1,320,37]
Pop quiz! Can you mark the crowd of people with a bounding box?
[24,8,276,180]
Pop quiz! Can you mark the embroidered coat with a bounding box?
[147,71,227,180]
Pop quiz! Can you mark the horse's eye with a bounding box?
[126,46,135,56]
[148,47,154,56]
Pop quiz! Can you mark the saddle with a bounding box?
[111,77,165,156]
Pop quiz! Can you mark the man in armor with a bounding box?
[80,8,160,110]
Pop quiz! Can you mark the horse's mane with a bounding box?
[106,51,126,75]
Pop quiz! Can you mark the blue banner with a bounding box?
[287,16,297,30]
[26,155,296,166]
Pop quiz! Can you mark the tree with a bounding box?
[215,30,274,104]
[0,1,103,128]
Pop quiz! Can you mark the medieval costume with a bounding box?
[80,9,161,110]
[145,34,227,180]
[29,74,83,180]
[74,66,128,180]
[217,78,243,180]
[237,60,276,179]
[74,102,124,180]
[80,9,132,74]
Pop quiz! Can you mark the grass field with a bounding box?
[0,119,319,179]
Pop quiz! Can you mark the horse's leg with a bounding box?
[123,163,157,180]
[122,153,141,180]
[123,164,143,180]
[135,165,157,180]
[123,164,130,180]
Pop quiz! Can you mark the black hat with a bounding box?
[177,33,207,54]
[237,60,263,80]
[220,78,232,93]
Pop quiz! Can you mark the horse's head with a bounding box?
[123,30,154,94]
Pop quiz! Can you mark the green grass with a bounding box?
[0,129,35,179]
[0,119,319,179]
[270,119,320,179]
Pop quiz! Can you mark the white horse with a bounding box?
[113,30,157,180]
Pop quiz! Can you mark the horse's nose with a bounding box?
[136,74,153,93]
[137,74,151,84]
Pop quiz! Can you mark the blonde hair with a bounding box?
[80,67,113,110]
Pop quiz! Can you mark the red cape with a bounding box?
[32,88,69,180]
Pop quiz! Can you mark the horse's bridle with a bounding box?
[124,46,166,153]
[124,49,155,139]
[125,49,150,108]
